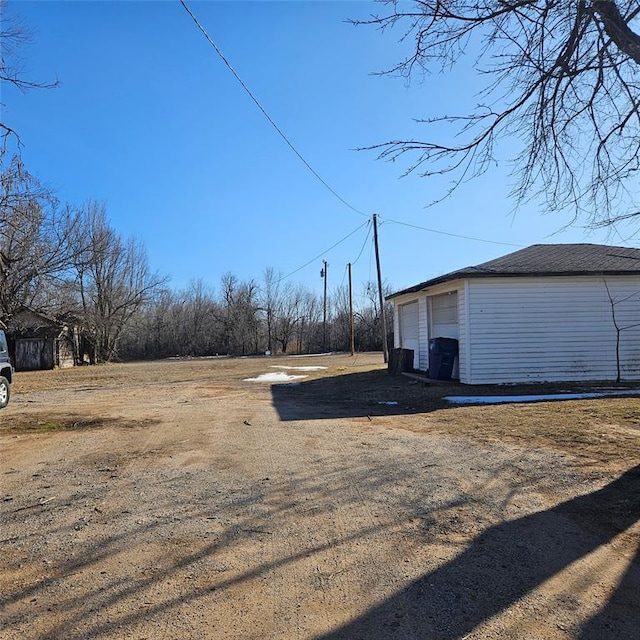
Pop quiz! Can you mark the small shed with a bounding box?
[5,308,79,371]
[388,244,640,384]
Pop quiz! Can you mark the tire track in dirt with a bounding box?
[2,356,639,639]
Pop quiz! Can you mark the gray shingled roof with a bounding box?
[388,243,640,299]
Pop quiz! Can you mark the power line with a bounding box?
[336,220,371,291]
[351,219,372,266]
[277,220,369,283]
[336,218,372,289]
[339,263,348,290]
[380,216,523,247]
[180,1,527,252]
[368,230,374,284]
[179,0,369,219]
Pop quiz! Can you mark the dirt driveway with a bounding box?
[1,354,639,639]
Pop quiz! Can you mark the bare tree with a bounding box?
[352,280,394,352]
[0,157,81,316]
[353,1,640,227]
[261,267,281,354]
[0,0,58,150]
[331,284,352,352]
[120,281,226,360]
[148,289,182,357]
[219,272,238,355]
[602,277,640,381]
[117,288,174,360]
[72,202,166,362]
[235,280,261,354]
[297,289,323,353]
[273,283,305,354]
[219,272,261,355]
[180,279,222,356]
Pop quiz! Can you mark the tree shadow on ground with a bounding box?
[317,464,640,640]
[2,455,425,640]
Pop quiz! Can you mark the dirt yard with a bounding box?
[1,353,639,639]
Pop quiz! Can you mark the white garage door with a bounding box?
[430,292,459,339]
[399,301,420,369]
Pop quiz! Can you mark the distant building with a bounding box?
[5,308,80,371]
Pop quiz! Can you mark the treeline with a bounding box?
[120,271,392,360]
[0,156,392,363]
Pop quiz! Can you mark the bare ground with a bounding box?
[0,353,638,639]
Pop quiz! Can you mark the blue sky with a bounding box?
[4,0,633,303]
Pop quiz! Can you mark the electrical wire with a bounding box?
[380,216,523,247]
[368,234,374,284]
[179,0,369,219]
[339,263,348,290]
[277,220,369,283]
[180,1,527,258]
[351,220,372,266]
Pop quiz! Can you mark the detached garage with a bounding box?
[5,308,79,371]
[388,244,640,384]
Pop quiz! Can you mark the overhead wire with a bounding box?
[379,216,524,247]
[351,219,372,267]
[179,0,526,275]
[325,219,372,290]
[339,264,348,290]
[179,0,369,219]
[368,233,374,284]
[276,220,369,283]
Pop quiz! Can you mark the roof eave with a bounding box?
[387,269,640,300]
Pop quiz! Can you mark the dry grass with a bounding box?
[11,354,380,393]
[422,400,640,472]
[7,353,640,471]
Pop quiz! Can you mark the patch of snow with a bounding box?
[289,352,334,358]
[445,390,640,405]
[270,365,327,371]
[244,372,308,383]
[166,355,227,360]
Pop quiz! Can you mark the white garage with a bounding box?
[388,244,640,384]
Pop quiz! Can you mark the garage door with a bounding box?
[430,292,458,339]
[399,301,420,369]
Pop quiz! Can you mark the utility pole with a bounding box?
[348,262,355,356]
[321,260,328,351]
[373,214,389,363]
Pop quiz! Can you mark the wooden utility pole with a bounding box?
[373,214,388,363]
[348,262,355,356]
[321,260,328,351]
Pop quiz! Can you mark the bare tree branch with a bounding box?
[0,0,59,152]
[353,0,640,227]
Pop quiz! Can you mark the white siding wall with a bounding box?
[418,296,429,371]
[393,304,400,349]
[458,282,470,383]
[466,276,640,384]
